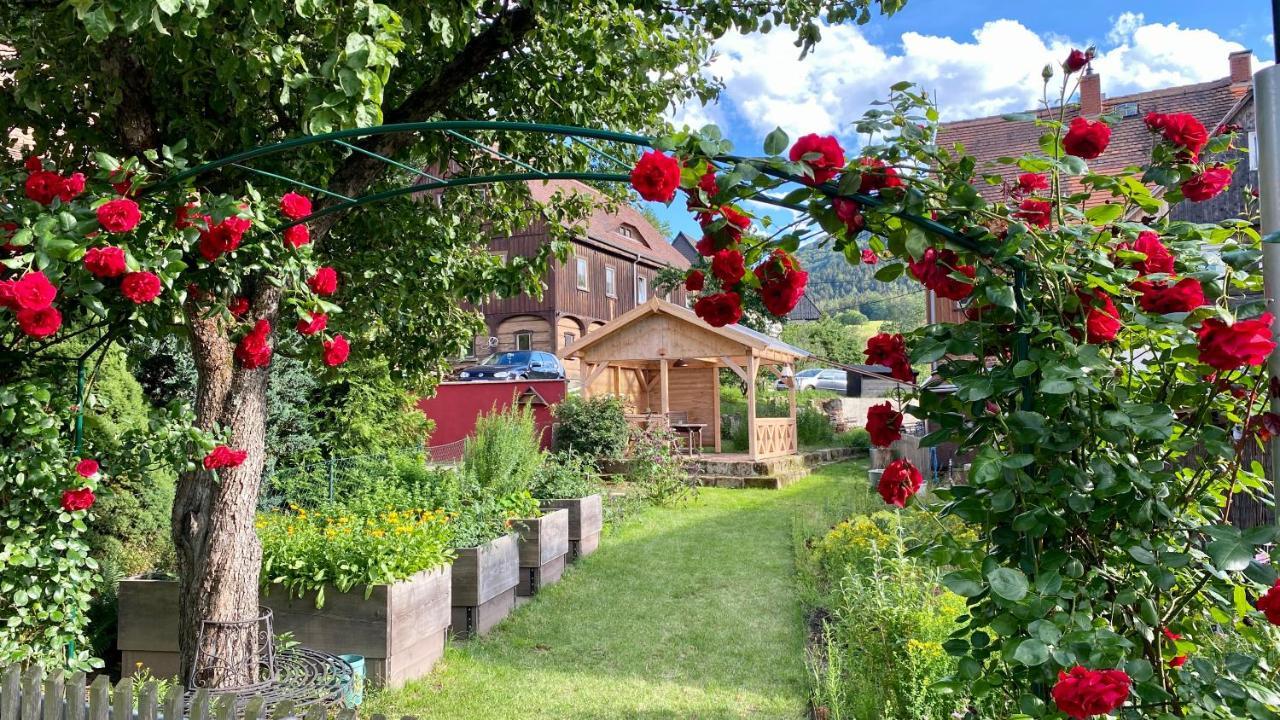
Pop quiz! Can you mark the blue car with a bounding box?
[456,350,566,381]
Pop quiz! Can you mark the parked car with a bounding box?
[774,367,846,393]
[457,351,566,380]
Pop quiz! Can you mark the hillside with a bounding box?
[794,242,926,330]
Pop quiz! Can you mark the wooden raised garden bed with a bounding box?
[511,508,569,596]
[450,533,519,639]
[117,566,452,688]
[541,493,603,560]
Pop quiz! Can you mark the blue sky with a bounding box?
[651,1,1274,237]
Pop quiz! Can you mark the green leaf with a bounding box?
[763,127,789,156]
[1208,536,1255,572]
[988,567,1029,602]
[986,285,1016,309]
[943,571,984,598]
[1013,639,1049,666]
[1084,203,1123,226]
[873,263,904,282]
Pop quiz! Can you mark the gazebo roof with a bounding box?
[561,297,810,365]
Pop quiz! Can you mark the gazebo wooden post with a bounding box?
[746,353,759,460]
[659,358,670,416]
[787,362,798,454]
[712,366,722,453]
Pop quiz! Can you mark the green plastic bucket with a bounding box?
[339,654,365,707]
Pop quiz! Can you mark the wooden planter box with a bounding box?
[450,533,519,639]
[511,508,569,596]
[117,566,452,689]
[541,494,603,560]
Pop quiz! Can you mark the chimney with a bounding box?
[1080,71,1102,116]
[1230,50,1253,93]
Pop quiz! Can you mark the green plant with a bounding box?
[448,404,543,548]
[627,426,695,506]
[531,451,601,500]
[552,395,630,460]
[796,406,834,448]
[258,504,454,607]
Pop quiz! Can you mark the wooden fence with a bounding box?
[0,664,407,720]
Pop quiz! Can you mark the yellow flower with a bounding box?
[370,529,385,538]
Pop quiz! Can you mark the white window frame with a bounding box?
[515,331,533,351]
[636,275,648,303]
[576,257,589,291]
[563,331,576,347]
[605,266,617,298]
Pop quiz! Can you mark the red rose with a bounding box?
[203,445,248,470]
[279,192,312,219]
[630,151,682,203]
[197,216,251,261]
[283,224,311,248]
[1133,278,1206,314]
[97,198,142,233]
[754,250,809,316]
[24,156,42,172]
[323,334,351,366]
[711,249,746,286]
[789,134,845,185]
[1016,198,1053,229]
[1064,48,1092,73]
[228,296,251,318]
[701,205,752,243]
[833,197,865,234]
[861,249,879,265]
[83,246,128,278]
[684,270,705,292]
[1170,655,1188,669]
[1144,112,1209,159]
[235,318,274,369]
[1182,165,1232,202]
[12,271,57,311]
[1052,666,1130,720]
[1,280,19,310]
[120,271,162,304]
[877,458,923,508]
[1257,581,1280,625]
[1080,289,1121,343]
[857,157,902,193]
[296,312,328,335]
[1063,117,1111,160]
[908,247,975,301]
[60,487,96,513]
[1197,312,1276,372]
[1118,231,1174,276]
[59,173,86,202]
[865,401,903,447]
[16,306,61,338]
[865,332,914,383]
[693,292,743,327]
[695,235,720,257]
[24,170,63,205]
[174,202,200,229]
[1016,173,1049,195]
[308,267,339,296]
[75,459,100,478]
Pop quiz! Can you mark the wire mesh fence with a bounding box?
[259,442,464,510]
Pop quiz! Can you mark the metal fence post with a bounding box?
[1256,50,1280,527]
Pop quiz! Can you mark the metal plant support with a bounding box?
[189,607,276,690]
[1257,11,1280,526]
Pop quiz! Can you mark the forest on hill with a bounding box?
[794,242,925,330]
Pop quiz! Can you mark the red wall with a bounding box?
[417,380,566,459]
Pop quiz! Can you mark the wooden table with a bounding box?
[670,422,707,456]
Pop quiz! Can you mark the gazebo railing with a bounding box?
[752,418,796,459]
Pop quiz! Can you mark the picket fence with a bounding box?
[0,664,409,720]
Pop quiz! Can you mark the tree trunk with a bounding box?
[171,291,280,687]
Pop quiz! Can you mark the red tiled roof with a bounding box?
[937,76,1246,207]
[526,179,689,268]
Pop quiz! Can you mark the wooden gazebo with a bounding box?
[559,298,809,460]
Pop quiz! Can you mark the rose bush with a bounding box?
[635,50,1279,716]
[0,153,348,668]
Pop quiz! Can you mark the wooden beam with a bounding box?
[712,366,722,453]
[720,356,748,383]
[787,362,797,421]
[582,362,609,396]
[659,358,670,415]
[746,354,759,460]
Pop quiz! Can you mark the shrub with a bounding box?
[531,451,601,500]
[263,449,454,510]
[626,426,695,506]
[258,504,454,607]
[797,406,835,447]
[552,394,629,459]
[452,404,542,547]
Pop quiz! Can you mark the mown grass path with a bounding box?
[367,461,865,720]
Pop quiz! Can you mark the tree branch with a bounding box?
[311,5,539,242]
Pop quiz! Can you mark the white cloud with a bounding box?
[670,12,1265,148]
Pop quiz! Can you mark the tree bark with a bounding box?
[171,290,280,686]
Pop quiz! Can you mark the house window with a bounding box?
[576,257,589,291]
[563,332,576,347]
[636,275,648,303]
[605,267,617,298]
[515,331,533,351]
[617,224,637,239]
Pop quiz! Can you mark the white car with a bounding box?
[776,368,822,391]
[775,368,848,393]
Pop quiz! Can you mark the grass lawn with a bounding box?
[364,460,868,720]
